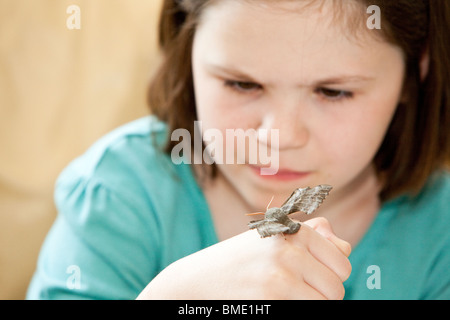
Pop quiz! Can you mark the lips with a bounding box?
[249,165,311,181]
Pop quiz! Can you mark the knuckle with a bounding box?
[330,283,346,300]
[271,237,307,260]
[339,258,352,281]
[303,217,329,229]
[304,217,334,239]
[311,217,332,231]
[315,216,331,227]
[325,274,346,300]
[341,240,352,256]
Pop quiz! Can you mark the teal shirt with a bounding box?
[27,116,450,300]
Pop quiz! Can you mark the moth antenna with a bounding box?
[245,212,265,216]
[266,195,275,210]
[245,195,275,216]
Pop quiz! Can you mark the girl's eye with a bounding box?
[224,80,262,93]
[316,87,353,101]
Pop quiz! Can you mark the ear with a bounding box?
[419,47,430,81]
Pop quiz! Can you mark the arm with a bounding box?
[138,217,351,300]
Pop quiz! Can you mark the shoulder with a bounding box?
[397,170,450,225]
[53,115,215,249]
[388,171,450,298]
[53,115,191,235]
[28,117,216,299]
[57,115,168,184]
[345,171,450,299]
[387,170,450,242]
[55,115,175,200]
[53,116,171,237]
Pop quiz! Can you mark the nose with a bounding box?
[257,99,310,151]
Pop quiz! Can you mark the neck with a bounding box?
[196,165,255,241]
[197,163,382,246]
[297,165,382,247]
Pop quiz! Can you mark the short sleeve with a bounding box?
[27,173,161,300]
[27,116,217,300]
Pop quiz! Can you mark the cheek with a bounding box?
[193,75,221,128]
[193,77,258,132]
[320,99,397,182]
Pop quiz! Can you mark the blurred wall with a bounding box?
[0,0,162,299]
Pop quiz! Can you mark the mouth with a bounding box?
[248,165,311,181]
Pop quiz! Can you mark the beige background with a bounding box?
[0,0,162,299]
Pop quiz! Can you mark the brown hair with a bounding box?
[147,0,450,201]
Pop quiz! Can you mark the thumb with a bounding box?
[303,217,352,257]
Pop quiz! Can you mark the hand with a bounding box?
[137,217,351,300]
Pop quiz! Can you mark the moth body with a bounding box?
[248,185,332,238]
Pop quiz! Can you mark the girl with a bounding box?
[28,0,449,300]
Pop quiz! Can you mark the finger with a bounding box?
[305,217,352,257]
[301,250,346,300]
[293,283,328,300]
[296,220,352,282]
[272,265,328,300]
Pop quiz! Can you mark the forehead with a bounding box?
[193,0,391,84]
[197,0,371,41]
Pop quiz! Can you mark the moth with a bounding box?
[247,185,333,238]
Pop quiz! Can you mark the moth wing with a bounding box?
[248,219,265,230]
[252,220,290,238]
[280,184,332,215]
[280,188,308,214]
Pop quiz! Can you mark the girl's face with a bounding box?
[192,0,405,209]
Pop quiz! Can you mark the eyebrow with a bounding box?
[206,63,375,86]
[206,63,258,82]
[315,75,375,85]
